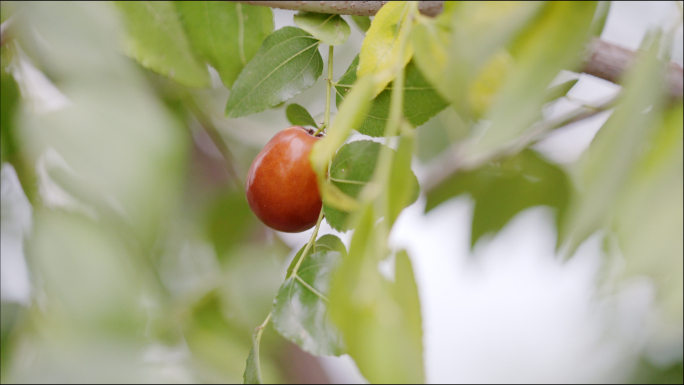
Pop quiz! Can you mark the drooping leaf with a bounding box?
[272,241,347,356]
[358,1,415,96]
[293,12,350,46]
[115,1,211,88]
[388,131,420,225]
[335,55,447,137]
[285,103,318,128]
[426,150,572,247]
[561,37,666,255]
[225,27,323,118]
[310,75,375,212]
[329,205,425,383]
[243,335,262,384]
[613,104,682,323]
[351,15,371,33]
[176,1,273,89]
[471,2,598,155]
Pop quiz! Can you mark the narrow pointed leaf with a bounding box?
[243,337,262,384]
[358,1,415,96]
[225,27,323,118]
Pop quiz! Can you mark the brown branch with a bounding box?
[584,38,683,101]
[235,1,444,16]
[234,1,683,101]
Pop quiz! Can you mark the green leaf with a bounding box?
[426,150,571,247]
[293,12,350,46]
[358,1,415,96]
[115,1,210,88]
[543,78,579,104]
[471,2,598,155]
[176,1,273,89]
[329,206,425,383]
[204,192,258,258]
[286,103,318,128]
[1,65,20,163]
[388,131,420,225]
[323,140,417,232]
[324,140,381,231]
[273,246,346,356]
[589,1,611,38]
[243,336,262,384]
[335,56,448,137]
[412,1,546,114]
[561,37,666,254]
[310,75,375,212]
[613,105,683,323]
[225,27,323,118]
[286,234,347,278]
[351,15,371,33]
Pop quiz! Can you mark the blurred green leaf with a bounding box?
[225,27,323,118]
[589,1,611,38]
[335,56,448,136]
[630,357,683,385]
[286,234,347,278]
[205,192,257,258]
[413,1,546,115]
[273,247,346,356]
[115,1,211,88]
[543,78,579,104]
[472,2,598,155]
[1,63,20,164]
[415,106,470,163]
[388,132,420,225]
[351,15,371,33]
[310,75,375,212]
[330,205,425,383]
[614,104,683,323]
[324,140,416,232]
[176,1,273,89]
[286,103,318,128]
[561,37,666,255]
[427,150,571,247]
[294,12,350,46]
[358,1,415,96]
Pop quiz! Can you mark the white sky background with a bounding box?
[273,2,684,383]
[1,2,681,384]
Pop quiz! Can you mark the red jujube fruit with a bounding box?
[245,126,322,232]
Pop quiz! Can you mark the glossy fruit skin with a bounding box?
[246,126,322,233]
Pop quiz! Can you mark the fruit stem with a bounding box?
[322,45,334,134]
[291,208,325,276]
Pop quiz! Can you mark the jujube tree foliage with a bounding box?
[0,1,682,384]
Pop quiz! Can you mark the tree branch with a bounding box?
[233,1,683,101]
[234,1,444,16]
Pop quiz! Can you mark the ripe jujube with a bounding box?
[246,126,322,233]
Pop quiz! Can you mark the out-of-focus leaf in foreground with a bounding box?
[116,1,211,88]
[426,149,571,248]
[329,206,424,384]
[176,1,274,88]
[358,1,415,96]
[225,27,323,118]
[335,55,447,137]
[561,38,666,255]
